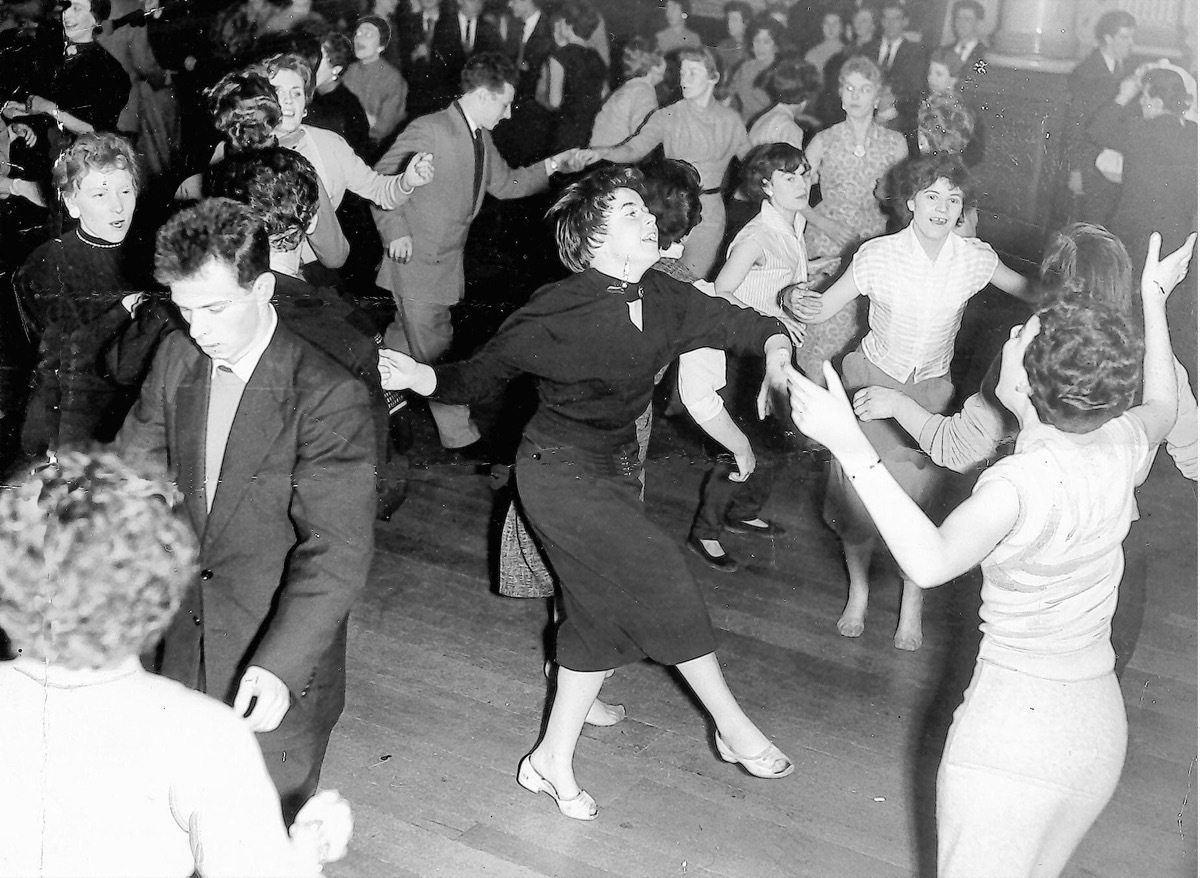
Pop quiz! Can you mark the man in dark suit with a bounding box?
[944,0,988,78]
[435,0,502,89]
[868,1,928,147]
[117,198,376,824]
[372,52,591,453]
[396,0,457,116]
[1065,8,1137,226]
[493,0,553,164]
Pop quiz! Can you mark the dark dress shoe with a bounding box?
[686,535,739,573]
[375,476,409,522]
[724,519,786,537]
[446,439,493,464]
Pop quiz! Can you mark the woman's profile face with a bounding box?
[751,28,777,61]
[597,187,661,266]
[270,68,307,134]
[680,58,715,100]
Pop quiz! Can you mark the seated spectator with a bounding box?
[0,449,353,877]
[343,14,408,152]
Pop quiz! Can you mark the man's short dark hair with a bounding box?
[951,1,984,21]
[461,51,517,95]
[1094,9,1136,42]
[641,158,702,247]
[155,198,270,289]
[206,148,320,252]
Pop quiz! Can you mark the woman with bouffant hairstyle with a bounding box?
[0,449,353,877]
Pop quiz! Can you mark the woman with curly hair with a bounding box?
[788,230,1195,878]
[0,449,352,877]
[379,165,796,820]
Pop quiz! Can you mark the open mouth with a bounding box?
[928,217,948,226]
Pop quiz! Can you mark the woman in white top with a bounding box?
[789,153,1032,652]
[788,231,1195,878]
[589,37,664,148]
[0,450,353,878]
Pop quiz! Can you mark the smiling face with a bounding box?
[270,69,306,134]
[65,167,136,243]
[170,259,274,364]
[473,83,515,130]
[907,176,964,246]
[680,58,716,101]
[751,27,777,62]
[839,71,879,119]
[597,187,662,266]
[353,22,383,60]
[764,166,809,212]
[62,0,96,43]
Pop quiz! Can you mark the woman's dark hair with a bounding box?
[554,0,599,40]
[255,52,316,102]
[724,1,751,26]
[1039,222,1134,312]
[322,31,355,73]
[741,142,809,202]
[89,0,111,24]
[206,147,320,252]
[621,36,663,80]
[917,92,975,155]
[900,152,973,205]
[758,55,820,105]
[1024,299,1142,433]
[640,158,702,247]
[745,15,784,52]
[546,165,646,272]
[1094,9,1136,42]
[1144,67,1192,115]
[206,70,282,152]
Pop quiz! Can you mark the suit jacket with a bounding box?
[116,323,376,744]
[504,11,554,99]
[396,7,457,114]
[868,37,928,105]
[1066,49,1124,172]
[435,10,502,87]
[372,102,548,304]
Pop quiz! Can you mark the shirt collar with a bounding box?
[9,655,142,689]
[522,10,540,40]
[759,199,805,238]
[456,100,481,135]
[210,305,277,383]
[902,221,958,265]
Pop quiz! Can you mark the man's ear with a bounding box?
[251,270,276,303]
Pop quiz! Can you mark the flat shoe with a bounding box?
[724,519,787,537]
[686,535,739,573]
[714,731,794,779]
[517,755,599,820]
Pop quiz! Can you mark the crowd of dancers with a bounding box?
[0,0,1197,876]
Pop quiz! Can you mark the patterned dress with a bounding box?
[799,120,906,376]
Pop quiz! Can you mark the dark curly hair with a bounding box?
[741,141,809,202]
[917,92,976,156]
[1039,223,1133,311]
[546,165,646,272]
[322,31,355,73]
[0,450,198,669]
[900,152,973,207]
[206,70,282,152]
[757,55,819,105]
[154,198,271,289]
[745,15,784,53]
[52,131,140,198]
[205,147,320,253]
[640,158,702,247]
[1023,299,1142,433]
[1144,67,1192,116]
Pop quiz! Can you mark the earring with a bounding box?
[620,256,630,285]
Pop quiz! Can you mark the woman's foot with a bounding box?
[894,579,924,651]
[837,595,867,638]
[585,698,626,726]
[518,750,597,820]
[714,730,794,779]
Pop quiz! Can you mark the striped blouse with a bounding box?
[728,200,809,346]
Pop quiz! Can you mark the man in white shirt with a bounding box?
[117,198,376,825]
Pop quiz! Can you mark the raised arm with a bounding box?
[788,362,1018,587]
[989,259,1036,303]
[596,105,668,164]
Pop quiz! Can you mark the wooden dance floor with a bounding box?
[322,410,1197,878]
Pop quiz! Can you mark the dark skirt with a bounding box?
[515,437,718,672]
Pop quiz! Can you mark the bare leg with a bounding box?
[676,653,772,758]
[837,537,874,637]
[894,577,924,651]
[528,668,607,799]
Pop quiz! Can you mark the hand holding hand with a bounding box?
[387,236,413,263]
[232,666,290,733]
[779,281,821,321]
[291,790,354,865]
[9,122,35,146]
[1141,231,1198,301]
[563,148,598,171]
[1,100,27,120]
[852,386,905,422]
[378,348,434,394]
[403,151,434,189]
[786,362,872,455]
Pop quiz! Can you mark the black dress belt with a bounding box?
[701,187,721,195]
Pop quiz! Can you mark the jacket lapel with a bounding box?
[174,351,210,537]
[200,330,292,551]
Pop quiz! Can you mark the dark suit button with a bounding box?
[200,569,213,581]
[192,615,201,625]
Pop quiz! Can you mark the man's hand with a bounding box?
[853,386,905,422]
[403,151,434,189]
[291,790,354,865]
[378,348,436,395]
[232,666,291,733]
[1142,231,1198,302]
[387,236,413,263]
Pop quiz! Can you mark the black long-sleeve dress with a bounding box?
[434,267,784,671]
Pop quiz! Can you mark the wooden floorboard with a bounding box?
[321,416,1197,878]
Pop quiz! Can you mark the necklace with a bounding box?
[853,143,866,158]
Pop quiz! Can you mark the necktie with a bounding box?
[204,364,245,513]
[957,42,968,63]
[466,18,475,53]
[471,126,484,204]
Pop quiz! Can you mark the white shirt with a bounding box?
[853,223,997,382]
[521,9,540,44]
[211,305,277,384]
[955,38,979,62]
[727,200,809,346]
[677,346,727,424]
[878,37,902,69]
[458,12,476,50]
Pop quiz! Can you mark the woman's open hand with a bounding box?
[852,386,905,422]
[786,362,873,456]
[1141,231,1198,302]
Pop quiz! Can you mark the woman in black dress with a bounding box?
[380,165,796,821]
[538,0,607,153]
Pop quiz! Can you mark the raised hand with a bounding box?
[1141,231,1198,301]
[786,362,870,455]
[403,151,435,189]
[853,386,905,422]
